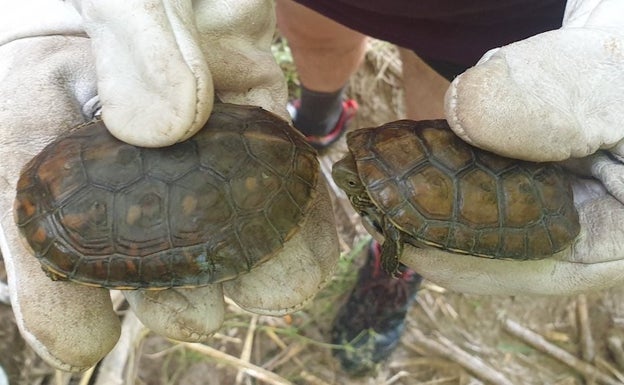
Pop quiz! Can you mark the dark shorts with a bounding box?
[292,0,566,80]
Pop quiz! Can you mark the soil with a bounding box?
[2,40,624,385]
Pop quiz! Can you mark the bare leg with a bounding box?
[399,49,450,120]
[276,0,367,93]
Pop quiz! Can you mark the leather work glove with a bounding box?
[0,0,338,373]
[401,0,624,295]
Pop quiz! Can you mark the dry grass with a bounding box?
[3,38,624,385]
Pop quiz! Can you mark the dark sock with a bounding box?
[293,84,345,136]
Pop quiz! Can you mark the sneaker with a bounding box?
[287,99,359,150]
[331,240,422,376]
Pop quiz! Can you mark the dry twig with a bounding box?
[502,317,622,385]
[183,342,293,385]
[390,356,459,370]
[577,294,598,385]
[406,329,514,385]
[298,370,333,385]
[93,311,148,385]
[596,356,624,384]
[418,376,460,385]
[608,331,624,371]
[577,294,595,363]
[53,370,72,385]
[235,314,258,385]
[383,370,411,385]
[260,327,331,385]
[262,343,305,372]
[77,366,96,385]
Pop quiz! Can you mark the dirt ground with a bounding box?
[3,40,624,385]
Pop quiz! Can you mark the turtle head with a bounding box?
[332,154,369,212]
[333,154,392,262]
[332,154,362,193]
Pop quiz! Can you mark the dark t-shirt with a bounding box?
[292,1,566,69]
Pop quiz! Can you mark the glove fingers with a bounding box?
[402,245,624,296]
[194,0,290,121]
[0,1,82,45]
[588,152,624,204]
[445,29,624,162]
[224,178,339,315]
[79,0,214,147]
[2,224,119,372]
[0,36,120,372]
[124,284,225,342]
[401,191,624,295]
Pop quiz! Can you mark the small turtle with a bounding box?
[332,119,580,276]
[14,103,319,289]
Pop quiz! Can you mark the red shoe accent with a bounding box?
[369,240,416,281]
[289,99,359,150]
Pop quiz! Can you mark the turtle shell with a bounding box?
[345,119,580,259]
[14,103,319,289]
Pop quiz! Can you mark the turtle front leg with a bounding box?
[380,219,404,278]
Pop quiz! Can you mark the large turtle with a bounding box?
[14,103,319,289]
[332,119,580,276]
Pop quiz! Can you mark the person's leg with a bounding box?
[276,0,364,145]
[276,0,367,92]
[399,49,450,120]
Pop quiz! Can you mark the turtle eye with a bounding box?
[348,179,357,187]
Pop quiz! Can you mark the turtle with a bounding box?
[332,119,580,276]
[14,103,319,289]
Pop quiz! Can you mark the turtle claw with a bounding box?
[380,252,400,278]
[380,221,404,278]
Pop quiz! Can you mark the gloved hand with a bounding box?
[0,0,338,373]
[401,0,624,295]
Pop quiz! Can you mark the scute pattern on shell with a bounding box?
[14,103,319,289]
[346,119,580,259]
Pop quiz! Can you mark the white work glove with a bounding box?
[401,0,624,295]
[0,0,338,373]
